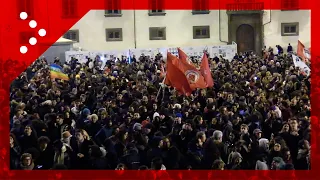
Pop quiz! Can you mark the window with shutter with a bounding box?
[105,28,123,41]
[17,0,34,19]
[63,30,80,42]
[192,0,210,14]
[149,27,166,40]
[149,0,165,16]
[105,0,122,17]
[281,22,299,36]
[281,0,299,10]
[193,26,210,39]
[62,0,78,18]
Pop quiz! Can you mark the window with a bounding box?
[149,0,165,16]
[19,31,35,44]
[192,0,210,14]
[106,28,123,41]
[149,27,166,40]
[281,0,299,10]
[62,0,78,18]
[193,26,210,39]
[281,22,299,36]
[63,30,79,42]
[17,0,34,19]
[105,0,122,17]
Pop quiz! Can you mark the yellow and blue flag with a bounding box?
[50,64,69,81]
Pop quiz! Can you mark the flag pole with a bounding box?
[156,77,165,101]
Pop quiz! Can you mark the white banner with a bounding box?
[65,44,237,63]
[292,54,311,76]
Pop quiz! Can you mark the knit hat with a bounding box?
[82,108,91,116]
[133,123,142,131]
[175,113,183,118]
[153,112,160,120]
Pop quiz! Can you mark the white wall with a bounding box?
[70,10,310,52]
[263,10,311,51]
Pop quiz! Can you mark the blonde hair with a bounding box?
[77,129,91,140]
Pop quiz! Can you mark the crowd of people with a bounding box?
[9,44,311,171]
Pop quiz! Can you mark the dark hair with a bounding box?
[212,159,225,170]
[138,165,148,170]
[38,136,50,144]
[10,133,19,147]
[151,157,163,170]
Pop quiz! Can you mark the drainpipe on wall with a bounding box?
[262,0,272,47]
[218,0,228,44]
[133,0,137,49]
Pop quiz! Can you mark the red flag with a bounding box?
[297,40,308,62]
[171,49,206,90]
[178,48,194,65]
[200,53,214,88]
[166,52,192,96]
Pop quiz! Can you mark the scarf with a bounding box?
[20,162,34,170]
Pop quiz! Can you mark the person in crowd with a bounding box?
[10,133,21,169]
[10,44,310,171]
[287,43,293,53]
[19,153,35,170]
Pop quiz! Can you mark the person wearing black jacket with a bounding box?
[70,129,95,169]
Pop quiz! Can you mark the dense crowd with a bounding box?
[10,44,311,171]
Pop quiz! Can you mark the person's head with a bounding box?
[152,103,157,110]
[212,159,225,170]
[119,131,129,141]
[89,114,99,123]
[240,124,249,134]
[10,133,18,147]
[253,129,262,139]
[115,163,126,170]
[75,129,89,143]
[21,153,33,166]
[56,114,64,125]
[24,125,33,136]
[219,106,228,116]
[142,96,148,103]
[133,112,140,120]
[212,130,223,143]
[38,136,50,151]
[138,165,149,170]
[196,131,206,144]
[283,148,291,161]
[282,123,290,132]
[160,137,171,149]
[273,143,281,152]
[271,157,285,170]
[151,157,163,170]
[289,118,299,131]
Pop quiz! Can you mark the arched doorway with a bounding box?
[236,24,255,53]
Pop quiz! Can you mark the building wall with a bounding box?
[263,10,311,51]
[70,10,310,52]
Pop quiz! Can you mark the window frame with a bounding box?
[281,0,299,11]
[281,22,299,36]
[149,27,166,40]
[17,0,34,20]
[105,28,123,41]
[105,0,122,17]
[148,0,166,16]
[63,30,80,42]
[62,0,78,19]
[192,0,210,15]
[193,26,210,39]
